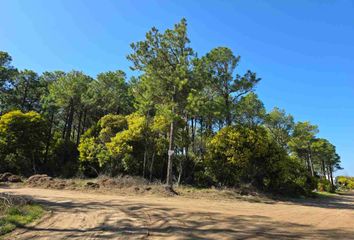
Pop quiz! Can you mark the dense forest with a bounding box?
[0,19,342,195]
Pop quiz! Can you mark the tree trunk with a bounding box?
[321,159,326,179]
[81,109,87,134]
[191,117,195,152]
[32,152,36,174]
[143,148,147,178]
[329,167,334,186]
[178,116,189,185]
[310,159,314,177]
[149,152,155,182]
[166,120,175,187]
[65,100,74,142]
[177,156,183,186]
[76,110,83,146]
[44,112,54,163]
[326,165,331,181]
[307,148,314,177]
[20,78,30,111]
[72,124,76,140]
[200,117,203,144]
[224,94,232,126]
[62,110,69,139]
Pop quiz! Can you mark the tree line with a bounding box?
[0,19,342,195]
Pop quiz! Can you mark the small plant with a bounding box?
[317,179,335,193]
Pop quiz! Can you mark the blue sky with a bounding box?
[1,0,353,175]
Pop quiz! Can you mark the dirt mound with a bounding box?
[97,178,117,188]
[85,182,100,189]
[0,172,13,182]
[7,175,22,183]
[97,175,148,189]
[27,174,53,185]
[26,175,78,190]
[0,172,22,183]
[47,180,70,189]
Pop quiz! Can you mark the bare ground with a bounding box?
[0,187,353,240]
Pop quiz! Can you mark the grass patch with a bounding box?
[313,191,340,198]
[0,197,44,236]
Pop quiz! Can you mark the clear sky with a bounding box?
[1,0,353,175]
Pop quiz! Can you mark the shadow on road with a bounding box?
[280,191,354,211]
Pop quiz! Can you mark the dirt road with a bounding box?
[1,187,353,240]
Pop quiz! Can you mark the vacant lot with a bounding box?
[0,187,353,239]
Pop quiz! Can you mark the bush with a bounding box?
[206,125,291,189]
[47,139,79,178]
[317,178,334,192]
[0,110,47,175]
[205,126,269,187]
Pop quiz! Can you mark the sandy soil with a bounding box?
[1,187,353,240]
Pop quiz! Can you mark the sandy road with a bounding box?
[1,187,353,240]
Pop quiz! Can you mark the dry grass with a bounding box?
[21,174,273,202]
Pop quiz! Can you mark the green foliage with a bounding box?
[48,71,93,142]
[9,70,45,112]
[234,93,266,127]
[317,178,334,192]
[0,51,18,113]
[265,107,294,148]
[86,71,134,118]
[288,121,319,176]
[0,51,17,89]
[49,71,92,108]
[205,125,319,195]
[128,18,193,119]
[48,138,79,178]
[203,47,260,126]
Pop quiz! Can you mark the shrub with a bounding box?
[336,176,354,190]
[47,139,79,178]
[0,110,47,175]
[317,178,334,192]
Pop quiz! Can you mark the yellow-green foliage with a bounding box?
[150,115,169,155]
[208,126,268,167]
[206,125,270,186]
[79,137,102,164]
[78,114,128,173]
[151,115,170,133]
[0,110,46,174]
[79,113,147,173]
[107,113,147,172]
[98,114,127,142]
[336,176,354,189]
[79,112,171,176]
[0,111,45,141]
